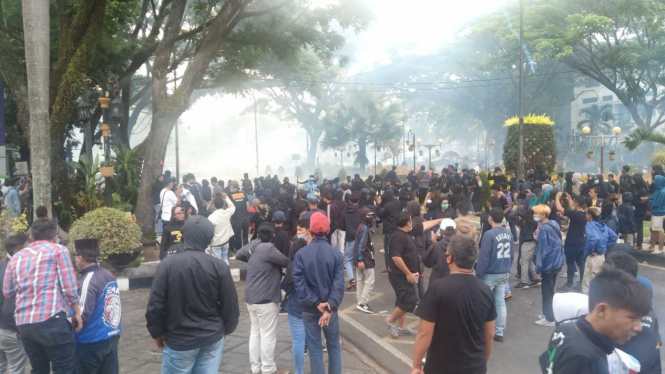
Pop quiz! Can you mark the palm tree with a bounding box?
[321,90,404,171]
[621,127,665,151]
[576,104,614,136]
[22,0,52,219]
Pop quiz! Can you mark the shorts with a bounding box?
[651,215,664,232]
[388,273,418,313]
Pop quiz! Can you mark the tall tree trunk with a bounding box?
[22,0,51,219]
[306,127,323,164]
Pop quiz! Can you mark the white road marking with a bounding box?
[339,312,413,367]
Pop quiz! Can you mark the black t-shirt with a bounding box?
[230,191,249,217]
[389,226,423,275]
[564,209,587,245]
[415,274,497,374]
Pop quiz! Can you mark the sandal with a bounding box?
[346,279,357,290]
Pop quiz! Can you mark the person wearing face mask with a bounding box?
[160,206,186,260]
[353,208,377,314]
[532,204,564,327]
[582,207,618,294]
[281,219,311,374]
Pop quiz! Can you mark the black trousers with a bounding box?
[541,271,559,322]
[564,243,586,287]
[76,335,120,374]
[17,312,76,374]
[635,214,645,246]
[231,216,250,251]
[417,188,428,203]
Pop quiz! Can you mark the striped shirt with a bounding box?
[3,240,79,325]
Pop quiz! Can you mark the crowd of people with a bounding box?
[0,161,659,374]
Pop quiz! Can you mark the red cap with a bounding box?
[310,212,329,234]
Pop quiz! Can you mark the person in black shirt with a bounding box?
[540,268,650,374]
[229,180,251,251]
[633,173,649,250]
[271,211,291,258]
[555,192,588,292]
[292,190,308,222]
[412,235,496,374]
[479,197,501,242]
[488,167,507,186]
[387,212,442,339]
[160,206,185,260]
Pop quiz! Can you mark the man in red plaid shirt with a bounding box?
[3,218,82,374]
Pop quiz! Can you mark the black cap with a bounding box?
[74,239,100,258]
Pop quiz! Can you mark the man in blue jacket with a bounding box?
[477,208,514,342]
[533,204,564,327]
[74,239,122,374]
[582,207,618,294]
[647,174,665,254]
[293,212,345,374]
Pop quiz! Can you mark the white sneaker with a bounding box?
[386,317,399,338]
[535,317,555,327]
[644,247,655,253]
[398,327,417,336]
[653,249,664,255]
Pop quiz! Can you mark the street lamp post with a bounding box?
[374,136,383,176]
[333,147,345,167]
[406,130,417,171]
[419,139,443,170]
[582,125,621,175]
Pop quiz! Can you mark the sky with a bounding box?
[120,0,510,181]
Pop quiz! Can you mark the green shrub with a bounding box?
[651,150,665,167]
[69,207,142,259]
[503,115,557,172]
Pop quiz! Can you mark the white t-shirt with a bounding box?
[160,189,178,222]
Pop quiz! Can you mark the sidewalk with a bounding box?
[119,286,383,374]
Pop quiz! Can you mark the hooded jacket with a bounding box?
[618,192,637,235]
[648,175,665,216]
[377,189,403,234]
[535,220,564,274]
[572,173,582,196]
[408,200,431,256]
[331,190,348,230]
[584,220,618,257]
[75,264,122,344]
[341,204,363,242]
[353,208,375,269]
[422,236,451,285]
[146,216,240,351]
[236,239,289,304]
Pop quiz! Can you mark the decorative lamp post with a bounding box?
[98,77,120,208]
[77,96,93,157]
[418,138,444,170]
[407,130,417,171]
[582,125,621,175]
[333,147,345,167]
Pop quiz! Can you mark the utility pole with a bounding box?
[518,0,525,180]
[254,96,259,177]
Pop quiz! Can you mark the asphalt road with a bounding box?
[337,229,665,374]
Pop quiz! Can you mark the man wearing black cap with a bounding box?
[74,239,122,374]
[303,196,326,220]
[272,211,291,258]
[147,216,239,373]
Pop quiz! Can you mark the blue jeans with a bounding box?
[288,314,306,374]
[482,273,509,337]
[161,338,224,374]
[344,241,355,281]
[383,233,393,271]
[211,244,229,265]
[303,311,341,374]
[155,204,163,236]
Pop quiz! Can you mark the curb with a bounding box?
[117,267,247,292]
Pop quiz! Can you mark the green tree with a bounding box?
[576,104,614,136]
[513,0,665,131]
[20,0,51,219]
[321,89,403,171]
[133,0,370,237]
